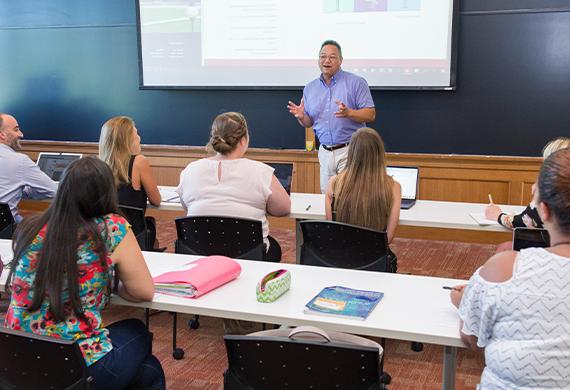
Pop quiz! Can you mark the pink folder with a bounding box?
[153,255,242,298]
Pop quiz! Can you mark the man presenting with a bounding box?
[288,40,376,193]
[0,113,57,222]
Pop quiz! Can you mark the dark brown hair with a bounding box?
[6,156,120,322]
[538,148,570,234]
[207,112,249,155]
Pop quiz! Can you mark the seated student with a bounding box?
[485,137,570,251]
[99,116,162,248]
[177,112,291,262]
[450,148,570,389]
[4,157,165,390]
[0,113,57,223]
[325,127,401,239]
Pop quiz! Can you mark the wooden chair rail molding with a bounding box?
[20,140,542,205]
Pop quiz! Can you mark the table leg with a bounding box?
[296,219,302,263]
[442,346,457,390]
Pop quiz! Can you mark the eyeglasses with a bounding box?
[319,55,340,62]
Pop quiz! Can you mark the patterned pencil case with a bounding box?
[256,269,291,303]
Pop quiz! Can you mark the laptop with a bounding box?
[36,152,82,182]
[513,227,550,251]
[386,166,419,209]
[267,162,293,195]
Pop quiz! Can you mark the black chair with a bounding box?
[223,334,385,390]
[0,327,94,389]
[119,205,149,250]
[0,202,15,240]
[300,220,391,272]
[300,220,395,385]
[175,216,264,260]
[156,216,265,360]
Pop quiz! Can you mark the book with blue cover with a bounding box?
[304,286,384,320]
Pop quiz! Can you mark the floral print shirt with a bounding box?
[4,214,129,366]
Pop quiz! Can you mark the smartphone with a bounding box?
[513,227,550,251]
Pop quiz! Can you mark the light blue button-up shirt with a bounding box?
[303,69,375,146]
[0,143,57,222]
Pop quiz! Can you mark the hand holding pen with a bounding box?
[446,284,467,308]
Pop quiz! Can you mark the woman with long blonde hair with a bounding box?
[99,116,161,247]
[325,127,401,243]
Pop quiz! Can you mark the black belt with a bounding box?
[322,143,349,151]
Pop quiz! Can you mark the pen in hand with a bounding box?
[305,204,311,211]
[488,193,494,204]
[442,286,460,291]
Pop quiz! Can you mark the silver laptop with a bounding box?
[36,152,82,182]
[267,163,293,195]
[386,166,419,209]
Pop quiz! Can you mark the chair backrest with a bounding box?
[0,327,93,390]
[119,205,148,250]
[0,202,15,240]
[300,220,388,272]
[175,216,264,260]
[224,334,381,390]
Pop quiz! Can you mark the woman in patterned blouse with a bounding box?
[4,156,165,390]
[451,148,570,389]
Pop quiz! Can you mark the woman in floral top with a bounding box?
[4,156,165,390]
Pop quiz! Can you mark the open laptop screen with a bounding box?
[386,166,419,200]
[36,153,82,181]
[267,163,293,195]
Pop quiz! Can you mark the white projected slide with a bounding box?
[138,0,456,88]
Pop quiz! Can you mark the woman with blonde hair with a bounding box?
[99,116,161,247]
[485,137,570,252]
[325,128,401,267]
[177,112,291,261]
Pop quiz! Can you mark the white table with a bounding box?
[117,252,466,390]
[0,240,465,390]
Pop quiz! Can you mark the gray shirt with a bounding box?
[0,143,57,222]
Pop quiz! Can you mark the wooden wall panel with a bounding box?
[420,179,511,204]
[19,141,542,205]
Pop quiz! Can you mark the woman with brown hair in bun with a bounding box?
[177,112,291,261]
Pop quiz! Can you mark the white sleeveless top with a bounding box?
[177,158,274,240]
[459,247,570,389]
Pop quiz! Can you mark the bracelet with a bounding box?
[497,212,507,226]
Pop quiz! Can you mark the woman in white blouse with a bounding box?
[451,147,570,389]
[177,112,291,261]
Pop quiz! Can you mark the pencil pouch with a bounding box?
[256,269,291,303]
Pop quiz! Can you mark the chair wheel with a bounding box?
[380,372,391,385]
[411,341,424,352]
[173,348,185,360]
[188,318,200,329]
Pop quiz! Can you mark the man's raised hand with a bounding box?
[287,98,305,119]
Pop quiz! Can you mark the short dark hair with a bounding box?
[320,40,342,58]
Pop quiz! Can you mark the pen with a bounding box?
[488,193,494,204]
[305,204,311,211]
[442,286,459,291]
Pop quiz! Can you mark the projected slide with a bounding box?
[138,0,456,88]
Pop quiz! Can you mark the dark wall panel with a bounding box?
[1,0,569,155]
